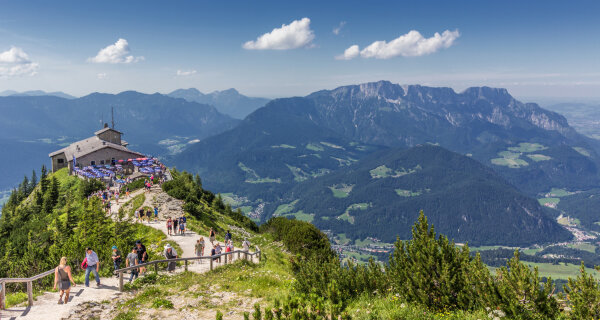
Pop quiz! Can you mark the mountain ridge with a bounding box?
[168,87,270,119]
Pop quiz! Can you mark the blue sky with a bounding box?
[0,0,599,100]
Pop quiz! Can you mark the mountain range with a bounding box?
[0,90,76,99]
[173,80,600,246]
[168,88,270,119]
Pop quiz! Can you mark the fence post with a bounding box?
[185,260,188,272]
[154,263,158,274]
[1,281,5,310]
[27,281,33,307]
[237,251,240,260]
[210,258,213,271]
[119,272,124,292]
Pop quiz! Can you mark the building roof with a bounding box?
[94,126,122,135]
[49,135,143,160]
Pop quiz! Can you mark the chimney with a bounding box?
[104,123,109,128]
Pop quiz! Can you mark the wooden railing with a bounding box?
[113,246,261,291]
[0,269,55,309]
[0,246,261,309]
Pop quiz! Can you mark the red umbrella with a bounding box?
[136,158,144,161]
[127,159,133,162]
[118,159,124,163]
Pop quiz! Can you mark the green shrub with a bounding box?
[151,297,174,309]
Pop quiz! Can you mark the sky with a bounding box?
[0,0,599,100]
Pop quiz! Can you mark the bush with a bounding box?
[151,297,174,309]
[260,217,333,260]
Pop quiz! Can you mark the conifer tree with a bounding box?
[564,262,600,319]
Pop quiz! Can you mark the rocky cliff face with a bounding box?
[306,81,576,148]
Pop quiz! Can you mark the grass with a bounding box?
[508,142,548,153]
[320,141,344,149]
[395,189,422,197]
[538,197,560,207]
[329,184,354,198]
[116,233,293,316]
[547,188,574,197]
[348,294,488,320]
[527,154,552,161]
[283,210,314,223]
[337,211,354,224]
[566,242,596,253]
[573,147,591,157]
[338,203,369,224]
[286,164,309,182]
[524,261,600,280]
[221,193,247,207]
[238,162,281,184]
[239,206,253,214]
[273,200,298,216]
[335,233,351,245]
[271,144,296,149]
[491,156,529,168]
[305,143,324,152]
[370,165,420,178]
[557,216,580,226]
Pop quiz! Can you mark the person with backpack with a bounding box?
[179,217,185,235]
[54,257,76,304]
[125,247,139,283]
[242,238,250,252]
[164,243,178,272]
[135,240,147,274]
[173,218,178,235]
[182,215,187,232]
[83,247,101,287]
[153,206,159,222]
[111,245,122,278]
[225,230,232,243]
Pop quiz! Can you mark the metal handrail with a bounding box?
[0,269,56,309]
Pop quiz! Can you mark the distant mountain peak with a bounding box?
[0,90,76,99]
[168,88,270,119]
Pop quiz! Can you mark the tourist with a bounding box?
[135,240,147,274]
[125,186,130,198]
[111,245,122,278]
[153,206,159,222]
[138,208,144,223]
[134,208,139,222]
[225,230,232,243]
[182,215,187,232]
[164,244,178,272]
[84,247,101,287]
[53,257,76,304]
[146,209,152,223]
[242,238,250,252]
[115,191,119,205]
[195,238,205,264]
[209,228,216,245]
[179,217,185,235]
[214,242,222,263]
[167,218,173,236]
[126,247,139,283]
[225,240,233,263]
[173,218,178,235]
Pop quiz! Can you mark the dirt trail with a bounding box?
[2,185,252,320]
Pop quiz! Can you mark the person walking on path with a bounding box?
[182,215,187,233]
[153,206,159,222]
[54,257,76,304]
[195,238,205,264]
[173,218,178,235]
[225,240,233,263]
[225,230,232,243]
[138,208,144,223]
[209,228,216,245]
[214,242,222,264]
[164,244,178,272]
[84,248,101,287]
[111,246,122,278]
[126,247,139,283]
[179,217,185,236]
[135,240,148,275]
[167,218,173,236]
[242,238,250,252]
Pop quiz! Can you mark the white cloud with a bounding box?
[0,46,39,77]
[333,21,346,35]
[176,69,197,76]
[335,45,360,60]
[88,38,144,64]
[97,72,107,79]
[243,17,315,50]
[339,29,460,60]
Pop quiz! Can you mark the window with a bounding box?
[111,158,116,165]
[91,161,96,166]
[57,158,64,164]
[100,160,105,165]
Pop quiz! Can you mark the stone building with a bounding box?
[49,125,145,172]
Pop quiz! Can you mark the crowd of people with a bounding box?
[166,216,187,235]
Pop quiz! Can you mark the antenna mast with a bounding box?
[111,106,115,129]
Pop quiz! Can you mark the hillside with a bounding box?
[173,97,379,202]
[266,145,571,246]
[168,88,270,119]
[0,92,239,190]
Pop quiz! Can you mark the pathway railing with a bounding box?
[0,269,55,309]
[113,246,261,291]
[0,246,261,308]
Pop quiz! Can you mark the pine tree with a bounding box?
[564,262,600,319]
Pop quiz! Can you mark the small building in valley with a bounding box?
[49,124,145,173]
